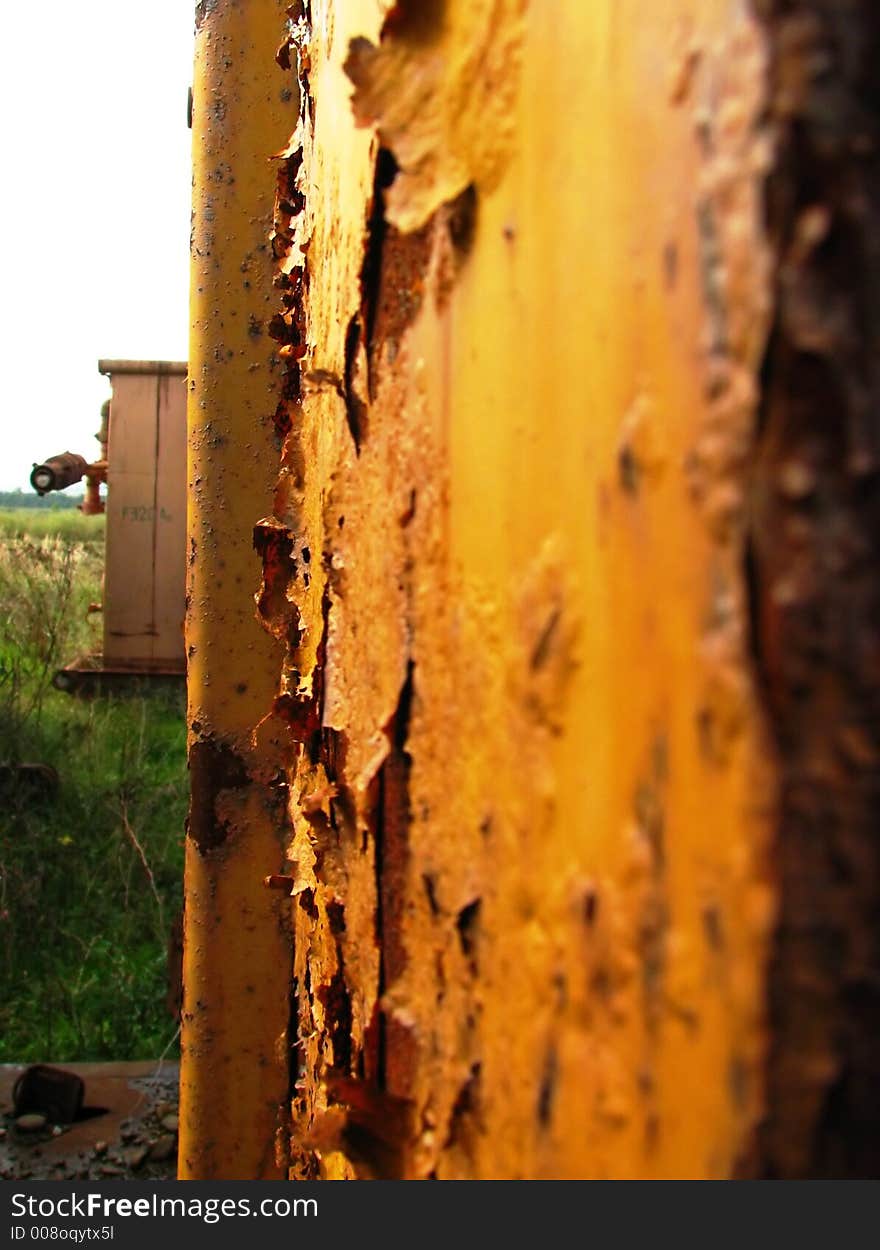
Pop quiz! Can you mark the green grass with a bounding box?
[0,518,186,1061]
[0,508,105,543]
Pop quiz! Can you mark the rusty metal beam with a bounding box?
[179,0,294,1180]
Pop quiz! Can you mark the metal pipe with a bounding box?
[80,465,106,517]
[30,453,88,496]
[179,0,294,1180]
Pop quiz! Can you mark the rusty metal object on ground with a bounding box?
[13,1067,84,1125]
[0,1061,180,1181]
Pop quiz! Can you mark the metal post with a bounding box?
[180,0,293,1180]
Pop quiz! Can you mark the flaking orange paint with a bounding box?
[186,0,780,1179]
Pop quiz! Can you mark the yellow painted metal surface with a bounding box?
[185,0,795,1178]
[179,0,296,1180]
[252,0,776,1179]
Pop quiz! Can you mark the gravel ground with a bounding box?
[0,1063,179,1181]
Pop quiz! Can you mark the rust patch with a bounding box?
[325,1074,416,1179]
[343,314,369,449]
[272,690,320,742]
[536,1046,559,1128]
[269,19,311,436]
[194,0,219,32]
[317,967,353,1073]
[187,736,250,853]
[268,265,308,359]
[445,1063,482,1158]
[632,736,671,1034]
[747,0,880,1178]
[253,518,303,649]
[368,209,433,378]
[375,666,415,1091]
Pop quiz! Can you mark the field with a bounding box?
[0,509,104,543]
[0,512,186,1061]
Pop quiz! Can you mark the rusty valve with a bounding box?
[30,452,89,496]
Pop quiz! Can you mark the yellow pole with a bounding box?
[180,0,293,1180]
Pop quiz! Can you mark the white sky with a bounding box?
[1,2,194,490]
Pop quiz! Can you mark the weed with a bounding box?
[0,535,102,738]
[0,518,185,1061]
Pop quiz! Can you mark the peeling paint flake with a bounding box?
[345,0,527,232]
